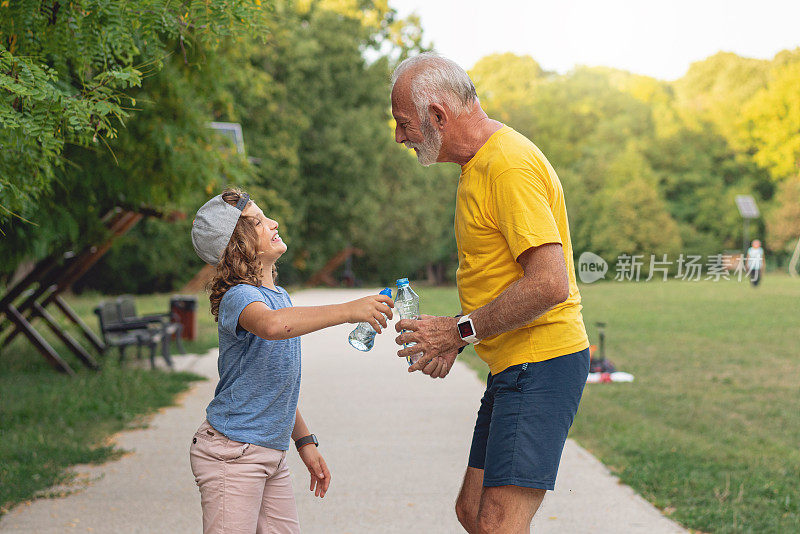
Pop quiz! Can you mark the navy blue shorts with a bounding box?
[467,348,590,490]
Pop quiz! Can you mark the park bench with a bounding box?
[117,295,186,360]
[94,296,184,369]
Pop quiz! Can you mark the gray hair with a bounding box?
[391,52,478,121]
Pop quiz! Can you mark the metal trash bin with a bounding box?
[170,295,198,341]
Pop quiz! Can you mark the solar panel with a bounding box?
[208,122,245,154]
[735,195,760,219]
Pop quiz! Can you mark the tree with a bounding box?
[766,176,800,254]
[212,3,438,282]
[470,55,780,259]
[572,142,682,261]
[469,53,543,125]
[0,0,273,227]
[742,57,800,180]
[674,51,770,150]
[0,37,259,276]
[69,0,455,291]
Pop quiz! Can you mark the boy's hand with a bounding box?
[298,445,331,498]
[345,295,394,333]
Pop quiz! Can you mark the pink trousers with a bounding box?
[189,420,300,534]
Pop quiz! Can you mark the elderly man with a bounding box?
[392,52,590,533]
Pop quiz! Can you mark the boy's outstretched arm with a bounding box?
[239,295,393,340]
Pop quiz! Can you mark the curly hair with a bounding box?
[208,188,277,321]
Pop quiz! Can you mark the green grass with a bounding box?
[0,291,218,515]
[4,282,798,531]
[416,275,800,534]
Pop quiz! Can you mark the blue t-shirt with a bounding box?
[206,283,301,450]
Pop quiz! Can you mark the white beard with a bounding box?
[405,117,442,167]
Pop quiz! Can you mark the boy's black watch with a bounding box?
[295,434,318,451]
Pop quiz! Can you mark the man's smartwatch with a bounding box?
[457,314,480,345]
[295,434,318,451]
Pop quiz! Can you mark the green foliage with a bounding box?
[674,52,770,150]
[5,1,798,290]
[676,49,800,182]
[72,218,205,295]
[766,176,800,253]
[468,53,543,125]
[164,1,449,285]
[0,39,259,272]
[55,0,450,292]
[352,143,458,284]
[589,146,682,259]
[472,57,781,262]
[742,59,800,180]
[0,0,273,226]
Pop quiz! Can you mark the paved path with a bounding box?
[1,289,686,533]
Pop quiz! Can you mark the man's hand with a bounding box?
[395,314,465,377]
[298,445,331,498]
[419,351,458,378]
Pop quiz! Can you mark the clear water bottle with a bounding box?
[395,278,421,365]
[348,288,393,352]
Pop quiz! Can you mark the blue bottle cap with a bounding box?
[395,278,410,288]
[379,288,392,297]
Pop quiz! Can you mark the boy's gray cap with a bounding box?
[191,193,250,265]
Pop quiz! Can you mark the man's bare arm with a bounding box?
[469,243,569,340]
[396,243,570,373]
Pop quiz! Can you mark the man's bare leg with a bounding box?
[476,484,545,534]
[455,467,484,533]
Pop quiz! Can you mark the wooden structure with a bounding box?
[0,208,144,374]
[182,264,215,294]
[305,247,364,287]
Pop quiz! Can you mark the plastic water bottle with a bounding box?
[395,278,421,365]
[348,288,393,352]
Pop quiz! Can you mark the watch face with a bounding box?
[458,320,475,338]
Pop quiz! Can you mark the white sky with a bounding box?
[389,0,800,80]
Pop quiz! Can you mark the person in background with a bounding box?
[746,239,765,287]
[189,187,393,533]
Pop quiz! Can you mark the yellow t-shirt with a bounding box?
[455,126,588,375]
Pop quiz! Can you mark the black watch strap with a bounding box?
[295,434,318,451]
